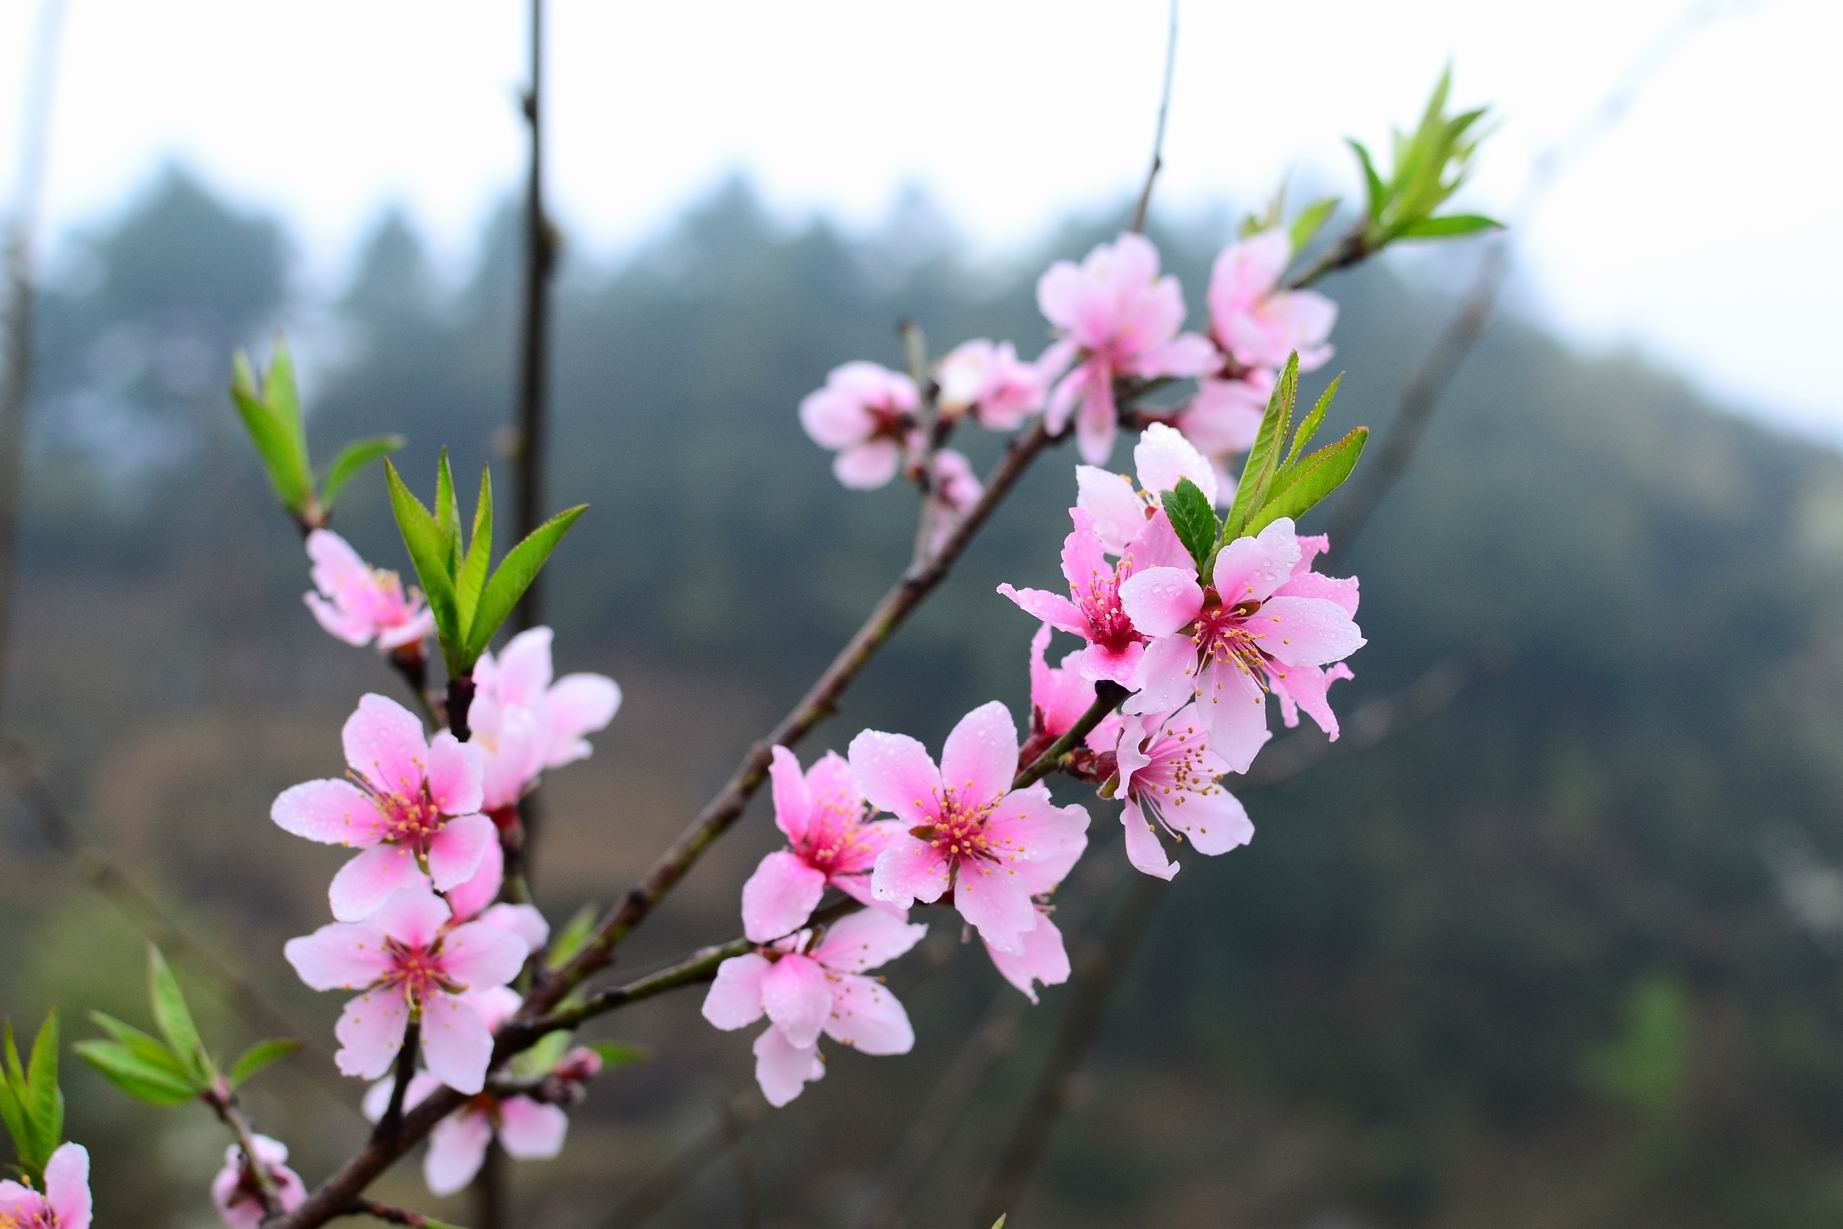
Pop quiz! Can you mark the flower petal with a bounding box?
[986,910,1071,1004]
[767,745,813,845]
[328,844,427,923]
[823,972,914,1055]
[420,992,495,1095]
[425,733,484,816]
[751,1026,824,1108]
[703,953,771,1031]
[424,1109,493,1196]
[44,1142,92,1229]
[740,851,828,944]
[284,921,390,991]
[1258,596,1366,667]
[953,866,1040,955]
[995,584,1089,637]
[810,909,927,974]
[759,954,831,1049]
[439,920,529,991]
[426,812,495,892]
[334,987,410,1080]
[1117,566,1204,639]
[847,730,941,826]
[1122,799,1181,880]
[939,700,1019,812]
[341,693,431,795]
[271,779,388,847]
[870,838,951,909]
[497,1097,569,1159]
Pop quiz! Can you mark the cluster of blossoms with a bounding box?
[260,536,619,1209]
[705,230,1359,1106]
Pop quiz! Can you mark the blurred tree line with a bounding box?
[6,162,1843,1227]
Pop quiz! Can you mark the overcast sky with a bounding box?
[3,0,1839,437]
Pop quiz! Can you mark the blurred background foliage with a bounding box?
[4,161,1843,1227]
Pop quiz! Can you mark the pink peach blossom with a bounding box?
[1037,233,1216,464]
[1115,703,1255,880]
[211,1134,306,1228]
[302,529,436,652]
[935,339,1046,430]
[855,701,1089,955]
[1074,423,1219,556]
[361,988,592,1196]
[702,910,927,1107]
[284,886,528,1094]
[798,361,920,489]
[469,627,621,810]
[1207,230,1338,371]
[996,506,1189,687]
[1025,624,1120,756]
[740,746,904,943]
[1118,517,1364,772]
[0,1143,91,1229]
[272,694,494,921]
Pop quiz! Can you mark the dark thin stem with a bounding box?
[202,1083,284,1219]
[376,1019,422,1140]
[1015,684,1126,788]
[1127,0,1179,236]
[474,1142,507,1229]
[349,1198,440,1226]
[511,0,556,636]
[0,0,68,717]
[444,673,476,742]
[387,645,441,729]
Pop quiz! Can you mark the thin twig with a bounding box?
[1127,0,1180,236]
[0,0,66,718]
[349,1198,442,1226]
[375,1019,422,1140]
[1325,1,1734,551]
[511,0,556,636]
[475,1143,507,1229]
[202,1082,285,1219]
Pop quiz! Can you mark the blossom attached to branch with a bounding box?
[212,1135,307,1228]
[303,529,435,652]
[798,361,921,489]
[1114,702,1255,881]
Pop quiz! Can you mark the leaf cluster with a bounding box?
[0,1012,64,1185]
[1346,65,1502,248]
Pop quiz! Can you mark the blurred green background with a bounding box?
[3,160,1843,1228]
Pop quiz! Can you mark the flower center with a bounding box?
[384,937,461,1006]
[1074,563,1140,652]
[367,785,447,853]
[1192,591,1270,685]
[911,788,1002,866]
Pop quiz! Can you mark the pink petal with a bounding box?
[367,885,453,948]
[424,1109,493,1196]
[1122,799,1181,880]
[870,838,951,909]
[420,992,495,1094]
[1036,260,1084,328]
[1117,566,1204,638]
[443,836,504,922]
[362,1072,440,1122]
[1277,569,1361,616]
[284,921,391,991]
[1137,333,1219,379]
[1170,786,1254,856]
[425,813,495,892]
[1134,422,1217,504]
[834,438,902,490]
[305,593,373,646]
[271,779,387,847]
[334,987,410,1080]
[940,700,1019,812]
[767,745,813,845]
[1271,662,1353,739]
[740,851,828,944]
[995,584,1088,637]
[1213,518,1302,604]
[496,1097,569,1159]
[986,911,1071,1003]
[989,785,1090,871]
[703,953,771,1031]
[953,865,1040,955]
[1258,596,1366,667]
[799,387,872,449]
[328,844,427,922]
[1126,508,1195,572]
[847,730,941,826]
[0,1182,37,1221]
[425,733,485,816]
[1198,661,1273,774]
[1073,379,1118,465]
[1124,633,1201,716]
[479,903,550,952]
[342,693,431,795]
[810,909,927,974]
[44,1142,92,1229]
[545,673,621,767]
[823,972,915,1054]
[494,627,555,709]
[751,1026,824,1108]
[460,985,523,1034]
[1068,639,1142,687]
[438,920,528,990]
[1075,465,1147,555]
[759,953,831,1049]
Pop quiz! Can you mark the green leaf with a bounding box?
[991,1218,1008,1229]
[319,434,406,511]
[147,947,207,1081]
[1222,353,1300,540]
[261,335,307,448]
[463,504,588,662]
[88,1013,194,1082]
[2,1014,64,1177]
[1346,138,1386,220]
[0,1069,25,1175]
[385,460,461,657]
[1393,212,1504,240]
[546,905,600,970]
[1246,427,1368,535]
[1161,479,1218,570]
[229,383,312,514]
[455,467,494,638]
[73,1041,199,1107]
[227,1038,301,1088]
[1284,374,1343,469]
[435,449,461,574]
[1288,196,1340,254]
[587,1040,651,1069]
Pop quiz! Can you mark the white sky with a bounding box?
[4,0,1840,436]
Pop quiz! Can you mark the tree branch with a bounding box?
[1127,0,1179,236]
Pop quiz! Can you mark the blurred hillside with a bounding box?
[4,164,1843,1228]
